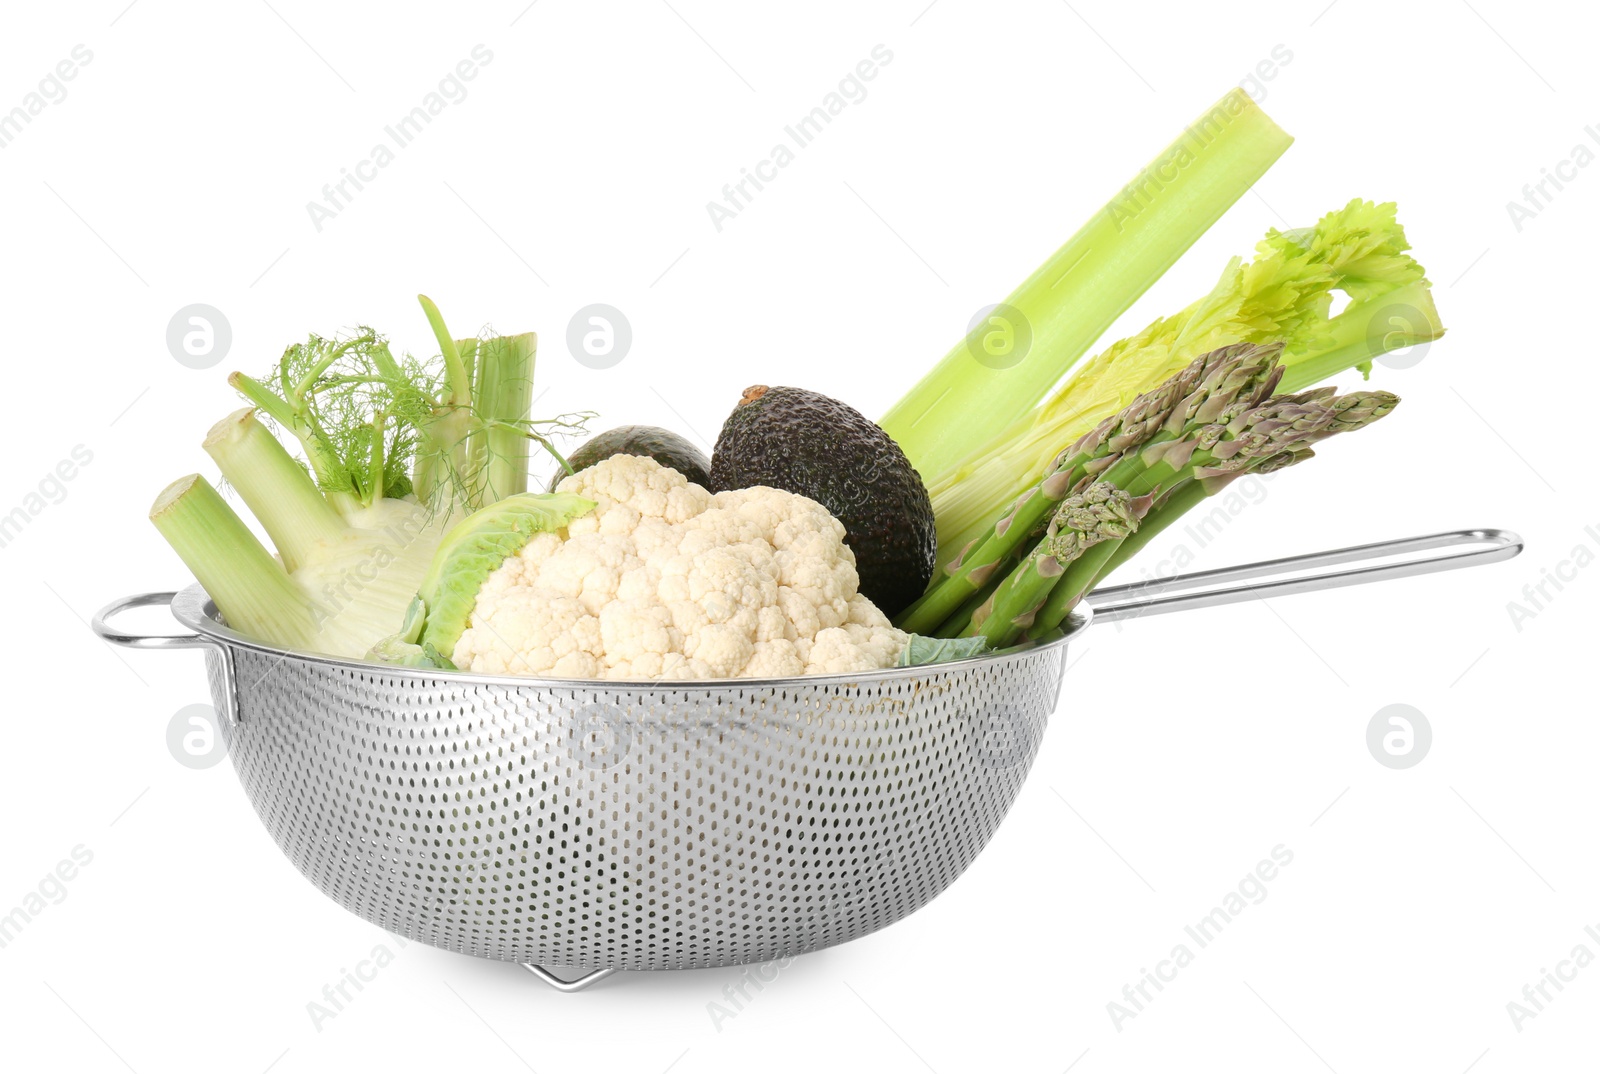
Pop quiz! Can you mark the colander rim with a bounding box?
[168,583,1089,693]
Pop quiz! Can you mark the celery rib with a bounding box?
[926,199,1444,570]
[879,89,1294,480]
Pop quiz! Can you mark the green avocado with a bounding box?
[548,425,713,491]
[709,385,936,617]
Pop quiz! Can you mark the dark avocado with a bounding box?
[709,385,936,617]
[549,425,713,491]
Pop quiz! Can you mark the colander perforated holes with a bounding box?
[210,647,1066,970]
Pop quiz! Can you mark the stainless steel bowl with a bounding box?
[95,529,1519,990]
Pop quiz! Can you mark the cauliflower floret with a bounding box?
[846,594,893,628]
[551,651,600,678]
[598,600,678,662]
[744,638,805,678]
[454,590,592,675]
[802,622,908,675]
[450,454,908,678]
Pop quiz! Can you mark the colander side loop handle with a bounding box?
[1086,528,1523,624]
[93,592,210,649]
[93,592,241,726]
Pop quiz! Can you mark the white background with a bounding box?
[0,1,1594,1071]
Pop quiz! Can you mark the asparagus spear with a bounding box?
[1071,449,1310,596]
[935,542,1025,638]
[1080,393,1396,593]
[894,341,1281,635]
[1026,388,1399,636]
[1084,480,1211,586]
[964,483,1145,646]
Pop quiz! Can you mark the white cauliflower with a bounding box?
[451,455,908,679]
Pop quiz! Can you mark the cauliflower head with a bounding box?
[451,455,909,679]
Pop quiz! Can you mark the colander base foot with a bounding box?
[521,964,617,993]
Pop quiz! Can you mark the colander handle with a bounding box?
[1085,528,1523,624]
[93,591,212,649]
[92,591,240,726]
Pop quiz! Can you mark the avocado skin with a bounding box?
[550,425,713,491]
[709,386,936,617]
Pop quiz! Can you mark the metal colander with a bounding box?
[95,529,1520,990]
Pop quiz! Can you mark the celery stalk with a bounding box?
[1278,280,1444,392]
[880,89,1293,480]
[928,199,1443,570]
